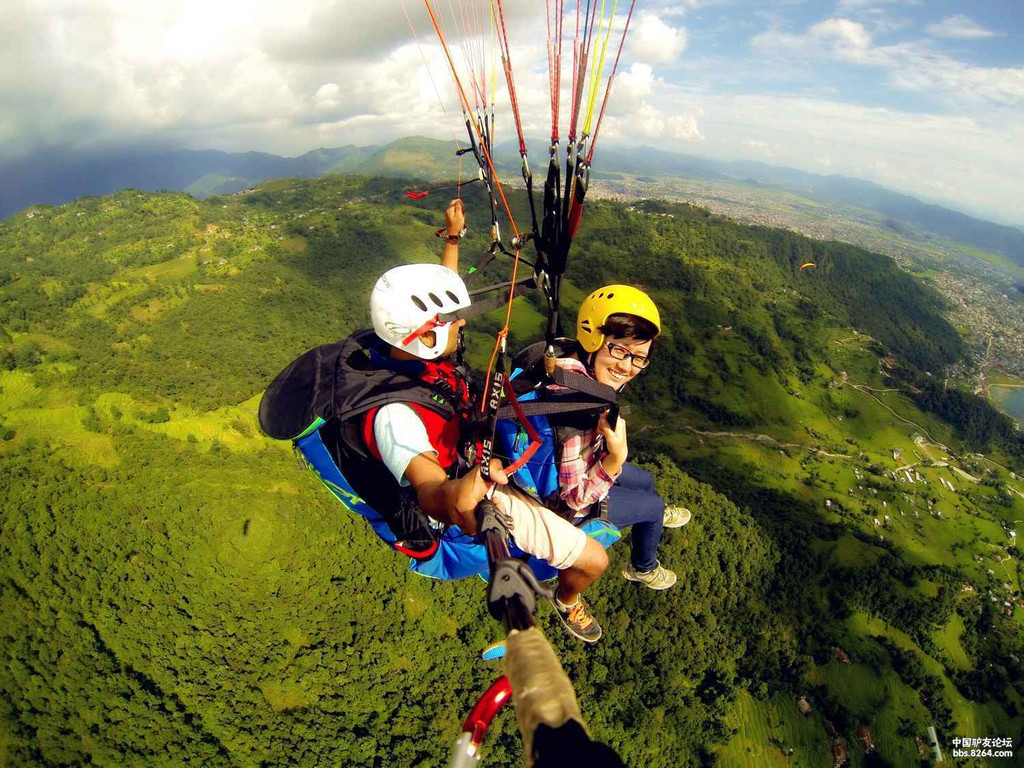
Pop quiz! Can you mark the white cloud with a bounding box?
[836,0,920,11]
[927,14,997,40]
[313,83,341,111]
[616,63,656,105]
[647,0,717,17]
[808,18,872,60]
[629,14,687,64]
[752,19,872,61]
[925,179,957,194]
[753,17,872,59]
[743,139,775,158]
[649,90,1024,221]
[0,0,556,159]
[884,50,1024,107]
[752,18,1024,107]
[641,104,703,140]
[1,0,1021,224]
[600,103,703,142]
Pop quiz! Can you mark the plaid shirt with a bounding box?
[553,358,619,513]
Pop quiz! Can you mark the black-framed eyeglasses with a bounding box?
[605,342,651,369]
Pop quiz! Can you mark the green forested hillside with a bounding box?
[1,176,1021,767]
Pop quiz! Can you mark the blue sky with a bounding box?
[613,0,1023,221]
[681,0,1022,107]
[1,0,1022,222]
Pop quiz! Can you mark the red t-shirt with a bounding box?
[361,359,468,472]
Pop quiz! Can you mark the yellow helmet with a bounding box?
[576,285,661,353]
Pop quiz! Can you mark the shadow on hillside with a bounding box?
[672,453,842,628]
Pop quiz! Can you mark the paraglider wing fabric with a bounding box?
[579,517,621,549]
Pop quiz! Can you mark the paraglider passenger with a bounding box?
[557,286,692,590]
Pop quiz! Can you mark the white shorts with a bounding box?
[490,486,588,570]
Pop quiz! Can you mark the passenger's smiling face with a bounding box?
[591,335,652,390]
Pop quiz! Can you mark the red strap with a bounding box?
[362,406,382,461]
[395,540,439,560]
[402,315,443,346]
[502,375,542,475]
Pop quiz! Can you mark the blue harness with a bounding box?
[296,416,619,582]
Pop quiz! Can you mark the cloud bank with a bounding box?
[1,0,1021,223]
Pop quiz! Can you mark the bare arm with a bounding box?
[404,453,508,535]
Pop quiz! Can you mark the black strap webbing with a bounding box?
[495,396,608,421]
[549,368,617,402]
[495,369,618,421]
[440,276,537,323]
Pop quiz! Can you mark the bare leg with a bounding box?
[555,538,608,605]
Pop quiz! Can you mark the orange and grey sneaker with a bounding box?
[663,506,692,528]
[553,596,603,643]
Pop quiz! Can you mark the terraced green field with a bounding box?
[849,613,1023,745]
[718,691,831,767]
[0,370,282,470]
[934,614,973,671]
[121,251,198,281]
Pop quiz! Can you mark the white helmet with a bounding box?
[370,263,472,360]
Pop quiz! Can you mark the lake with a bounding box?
[991,386,1024,427]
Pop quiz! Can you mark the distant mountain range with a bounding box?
[3,136,1022,268]
[585,146,1024,269]
[0,144,376,214]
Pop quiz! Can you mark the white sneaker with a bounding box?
[622,561,678,590]
[663,506,692,528]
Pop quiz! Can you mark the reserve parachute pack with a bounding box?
[259,329,487,579]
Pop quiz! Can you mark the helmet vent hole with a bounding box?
[446,290,460,303]
[411,295,428,311]
[597,292,604,298]
[428,292,444,308]
[607,292,615,299]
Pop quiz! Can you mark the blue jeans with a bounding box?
[605,462,665,573]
